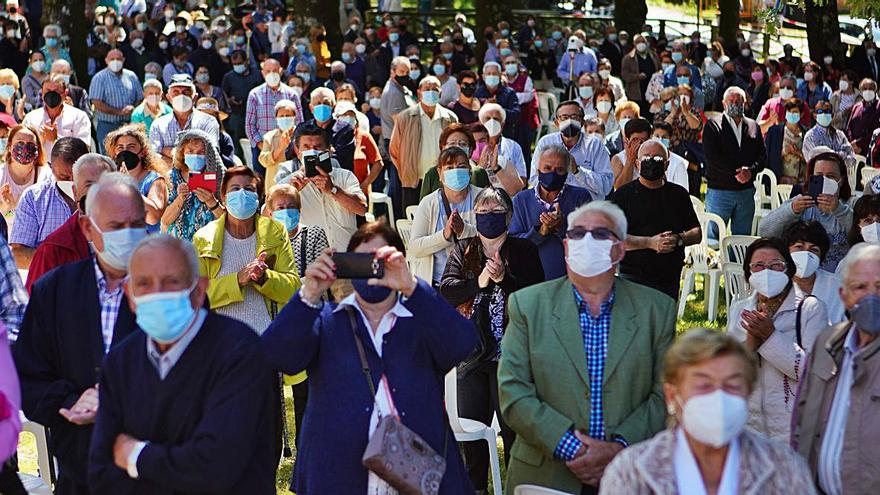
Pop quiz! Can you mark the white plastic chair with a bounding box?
[368,191,395,227]
[406,205,419,221]
[850,154,866,193]
[720,235,759,265]
[514,485,574,495]
[535,92,559,143]
[239,138,254,169]
[445,368,503,495]
[752,169,778,235]
[862,167,880,189]
[722,262,749,311]
[19,473,52,495]
[678,212,727,322]
[396,219,412,250]
[690,195,705,215]
[776,184,793,206]
[20,412,53,487]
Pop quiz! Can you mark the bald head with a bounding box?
[84,172,145,227]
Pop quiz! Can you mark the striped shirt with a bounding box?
[9,180,73,248]
[149,110,220,153]
[244,83,303,145]
[93,257,125,354]
[0,237,27,341]
[818,327,860,495]
[88,68,143,123]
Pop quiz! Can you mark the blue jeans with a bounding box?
[96,120,122,154]
[706,187,755,238]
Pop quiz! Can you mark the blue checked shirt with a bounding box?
[93,258,125,354]
[9,180,73,248]
[88,68,143,123]
[553,286,616,461]
[0,237,27,342]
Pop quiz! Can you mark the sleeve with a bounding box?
[253,225,301,305]
[437,241,478,306]
[578,138,613,198]
[757,198,799,238]
[515,77,534,105]
[244,91,260,143]
[502,90,520,128]
[8,190,38,247]
[88,74,105,103]
[261,292,323,374]
[341,169,366,201]
[407,197,453,259]
[201,250,245,309]
[87,363,139,492]
[508,197,549,246]
[556,53,570,81]
[148,119,163,152]
[75,111,92,144]
[553,430,583,461]
[758,297,828,380]
[403,279,477,373]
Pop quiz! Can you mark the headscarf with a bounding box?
[167,128,225,240]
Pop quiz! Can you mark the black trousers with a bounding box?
[54,474,90,495]
[401,185,422,216]
[457,362,515,490]
[618,271,679,302]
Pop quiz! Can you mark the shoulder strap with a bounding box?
[346,307,377,398]
[795,294,816,349]
[298,226,308,276]
[438,188,457,243]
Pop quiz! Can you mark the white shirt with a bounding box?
[439,76,459,107]
[809,270,846,325]
[818,326,861,495]
[615,149,690,191]
[335,294,413,495]
[268,21,286,54]
[22,104,92,158]
[724,113,744,147]
[673,427,740,495]
[418,105,445,179]
[298,168,366,251]
[497,136,527,179]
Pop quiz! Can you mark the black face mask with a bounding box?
[453,38,463,46]
[43,90,62,109]
[116,149,141,170]
[639,158,666,181]
[331,71,345,82]
[723,69,735,79]
[461,83,476,97]
[395,75,410,87]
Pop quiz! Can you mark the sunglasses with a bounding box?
[566,226,619,241]
[640,155,666,165]
[814,108,831,115]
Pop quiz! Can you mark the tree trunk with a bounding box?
[804,0,842,63]
[69,0,88,87]
[718,0,739,53]
[291,0,342,55]
[613,0,647,40]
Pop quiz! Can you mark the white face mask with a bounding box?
[749,269,789,298]
[839,80,850,92]
[679,390,748,448]
[484,118,503,137]
[862,89,877,102]
[566,234,616,278]
[107,60,123,73]
[861,222,880,244]
[791,251,820,278]
[598,69,610,80]
[778,88,794,100]
[56,180,75,200]
[145,94,162,106]
[596,100,612,114]
[265,72,281,87]
[172,94,193,113]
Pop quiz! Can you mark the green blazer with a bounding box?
[498,276,676,494]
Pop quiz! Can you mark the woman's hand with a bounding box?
[790,194,815,215]
[741,309,775,343]
[192,187,214,204]
[237,252,269,286]
[486,252,505,283]
[176,183,190,202]
[301,248,337,304]
[478,264,493,289]
[370,246,417,297]
[816,194,837,214]
[443,209,464,240]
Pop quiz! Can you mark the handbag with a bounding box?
[346,308,447,495]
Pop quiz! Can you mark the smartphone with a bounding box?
[304,151,332,177]
[808,175,824,199]
[332,253,385,279]
[188,172,219,194]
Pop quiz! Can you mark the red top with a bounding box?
[509,72,540,129]
[25,212,90,293]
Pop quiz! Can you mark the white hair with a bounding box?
[419,75,441,89]
[839,243,880,290]
[391,56,411,71]
[72,153,116,184]
[483,61,502,73]
[310,87,336,105]
[130,234,200,284]
[723,86,747,101]
[143,78,163,91]
[568,201,628,241]
[84,172,141,218]
[43,24,61,38]
[274,99,298,115]
[478,102,506,124]
[330,60,345,72]
[638,138,669,160]
[51,59,71,72]
[538,144,576,174]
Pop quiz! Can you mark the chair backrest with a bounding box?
[699,211,728,249]
[514,485,575,495]
[754,169,778,210]
[690,195,705,215]
[536,92,553,124]
[862,167,880,189]
[722,262,749,310]
[444,368,470,434]
[396,219,413,250]
[775,184,793,207]
[850,154,867,192]
[239,138,254,169]
[405,205,419,221]
[720,235,759,265]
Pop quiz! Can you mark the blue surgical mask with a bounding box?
[485,75,500,87]
[184,154,206,172]
[352,278,392,303]
[785,112,800,124]
[433,63,446,76]
[297,71,311,83]
[296,43,308,53]
[505,63,518,76]
[618,117,631,133]
[475,212,508,239]
[277,116,295,131]
[0,138,6,155]
[45,38,58,48]
[501,29,510,37]
[134,283,198,344]
[341,52,352,63]
[657,137,670,149]
[538,170,566,192]
[313,104,333,122]
[534,40,544,48]
[578,86,593,99]
[443,168,470,191]
[816,113,832,127]
[676,76,690,86]
[272,208,300,231]
[0,84,15,100]
[671,52,683,63]
[409,69,421,80]
[664,101,672,111]
[389,32,400,43]
[500,47,512,57]
[442,52,453,60]
[90,218,148,271]
[225,189,259,220]
[552,31,562,40]
[421,90,440,106]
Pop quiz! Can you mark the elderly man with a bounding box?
[87,235,277,492]
[500,200,675,494]
[757,76,811,134]
[22,75,91,157]
[10,136,88,268]
[478,102,527,184]
[389,75,458,211]
[323,60,361,100]
[245,58,302,175]
[556,35,598,93]
[510,145,592,279]
[303,87,356,173]
[845,78,880,155]
[793,243,880,494]
[475,62,521,139]
[14,173,145,494]
[703,86,766,237]
[380,55,415,216]
[50,60,93,120]
[530,100,614,200]
[221,49,264,152]
[149,73,219,164]
[610,139,701,300]
[89,49,143,153]
[26,153,115,292]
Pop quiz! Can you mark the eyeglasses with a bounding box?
[445,141,469,149]
[566,226,619,241]
[749,260,787,272]
[815,108,832,115]
[557,114,582,122]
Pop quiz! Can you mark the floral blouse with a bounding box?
[166,167,216,241]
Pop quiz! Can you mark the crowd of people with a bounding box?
[0,0,879,494]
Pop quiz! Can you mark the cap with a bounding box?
[333,100,356,118]
[196,97,228,121]
[169,73,195,89]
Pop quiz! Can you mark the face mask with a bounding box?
[145,73,158,81]
[31,60,46,72]
[158,41,169,50]
[500,48,512,57]
[200,39,213,50]
[0,138,6,155]
[785,112,800,124]
[618,117,631,134]
[356,44,366,54]
[607,33,617,41]
[567,233,615,277]
[108,60,123,72]
[442,168,470,192]
[862,90,876,102]
[861,222,880,244]
[538,170,566,191]
[291,86,303,98]
[11,141,37,164]
[803,71,814,82]
[43,90,62,109]
[229,63,247,76]
[851,294,880,335]
[475,211,508,239]
[749,269,789,298]
[823,55,833,65]
[504,63,518,77]
[640,157,666,181]
[663,100,674,112]
[779,88,794,100]
[277,116,295,131]
[352,278,393,303]
[552,31,562,40]
[134,283,198,344]
[636,42,647,53]
[534,40,544,49]
[0,84,14,100]
[225,189,259,219]
[791,250,820,278]
[657,137,670,149]
[196,73,210,84]
[296,43,308,53]
[461,84,476,97]
[338,115,356,128]
[236,36,247,45]
[369,97,381,109]
[265,72,281,87]
[184,153,206,172]
[45,37,58,48]
[176,25,186,34]
[137,22,148,31]
[750,70,764,82]
[816,113,832,127]
[596,100,612,114]
[671,52,683,63]
[130,37,144,49]
[741,49,751,57]
[389,32,399,43]
[341,52,352,63]
[839,80,850,91]
[213,45,227,57]
[272,208,300,231]
[172,94,193,113]
[725,102,744,119]
[164,10,175,21]
[421,90,440,106]
[499,29,509,37]
[116,149,141,170]
[90,218,148,271]
[395,74,411,87]
[598,69,610,80]
[559,118,582,138]
[578,86,593,99]
[484,118,503,137]
[679,390,747,448]
[485,75,500,87]
[662,62,673,72]
[313,104,333,122]
[408,69,421,80]
[331,71,346,82]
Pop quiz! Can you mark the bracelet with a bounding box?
[209,202,222,211]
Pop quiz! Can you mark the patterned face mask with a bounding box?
[11,141,37,165]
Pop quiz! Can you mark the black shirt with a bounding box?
[636,53,656,96]
[611,179,700,284]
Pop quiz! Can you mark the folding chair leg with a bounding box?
[485,431,503,495]
[677,270,695,318]
[707,270,721,323]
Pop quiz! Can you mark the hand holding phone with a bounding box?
[304,151,333,177]
[331,253,384,279]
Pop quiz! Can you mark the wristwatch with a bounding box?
[330,186,339,195]
[676,233,684,247]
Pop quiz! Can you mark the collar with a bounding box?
[419,104,441,121]
[843,325,861,354]
[723,112,743,129]
[146,308,207,374]
[572,284,616,315]
[334,293,413,318]
[196,214,282,259]
[92,256,125,294]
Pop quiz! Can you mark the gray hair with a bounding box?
[391,56,411,71]
[51,59,71,72]
[638,138,669,160]
[72,153,116,183]
[567,200,628,241]
[839,243,880,290]
[274,99,298,115]
[483,61,502,73]
[330,60,345,72]
[478,102,506,124]
[144,62,162,73]
[419,76,441,89]
[130,234,200,285]
[539,144,576,173]
[474,187,513,222]
[723,86,747,101]
[84,172,141,218]
[43,24,61,38]
[310,87,335,105]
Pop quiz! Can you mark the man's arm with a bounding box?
[331,170,368,215]
[8,190,38,269]
[91,100,121,116]
[244,91,261,145]
[87,367,138,492]
[9,245,34,270]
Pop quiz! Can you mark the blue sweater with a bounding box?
[88,312,277,494]
[509,186,593,280]
[261,280,476,494]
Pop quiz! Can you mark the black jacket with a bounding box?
[703,114,767,191]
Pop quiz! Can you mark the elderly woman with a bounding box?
[830,70,859,128]
[0,69,24,121]
[258,99,298,191]
[0,125,48,226]
[161,128,225,240]
[262,221,476,494]
[419,124,490,200]
[593,88,618,135]
[22,51,48,110]
[265,183,329,279]
[596,58,626,103]
[600,328,817,494]
[439,187,543,491]
[847,194,880,246]
[193,165,300,335]
[131,79,172,135]
[765,99,808,184]
[333,100,383,196]
[759,151,853,271]
[783,221,846,324]
[39,24,73,69]
[727,237,827,443]
[802,100,856,169]
[478,102,527,185]
[409,147,482,285]
[104,123,168,234]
